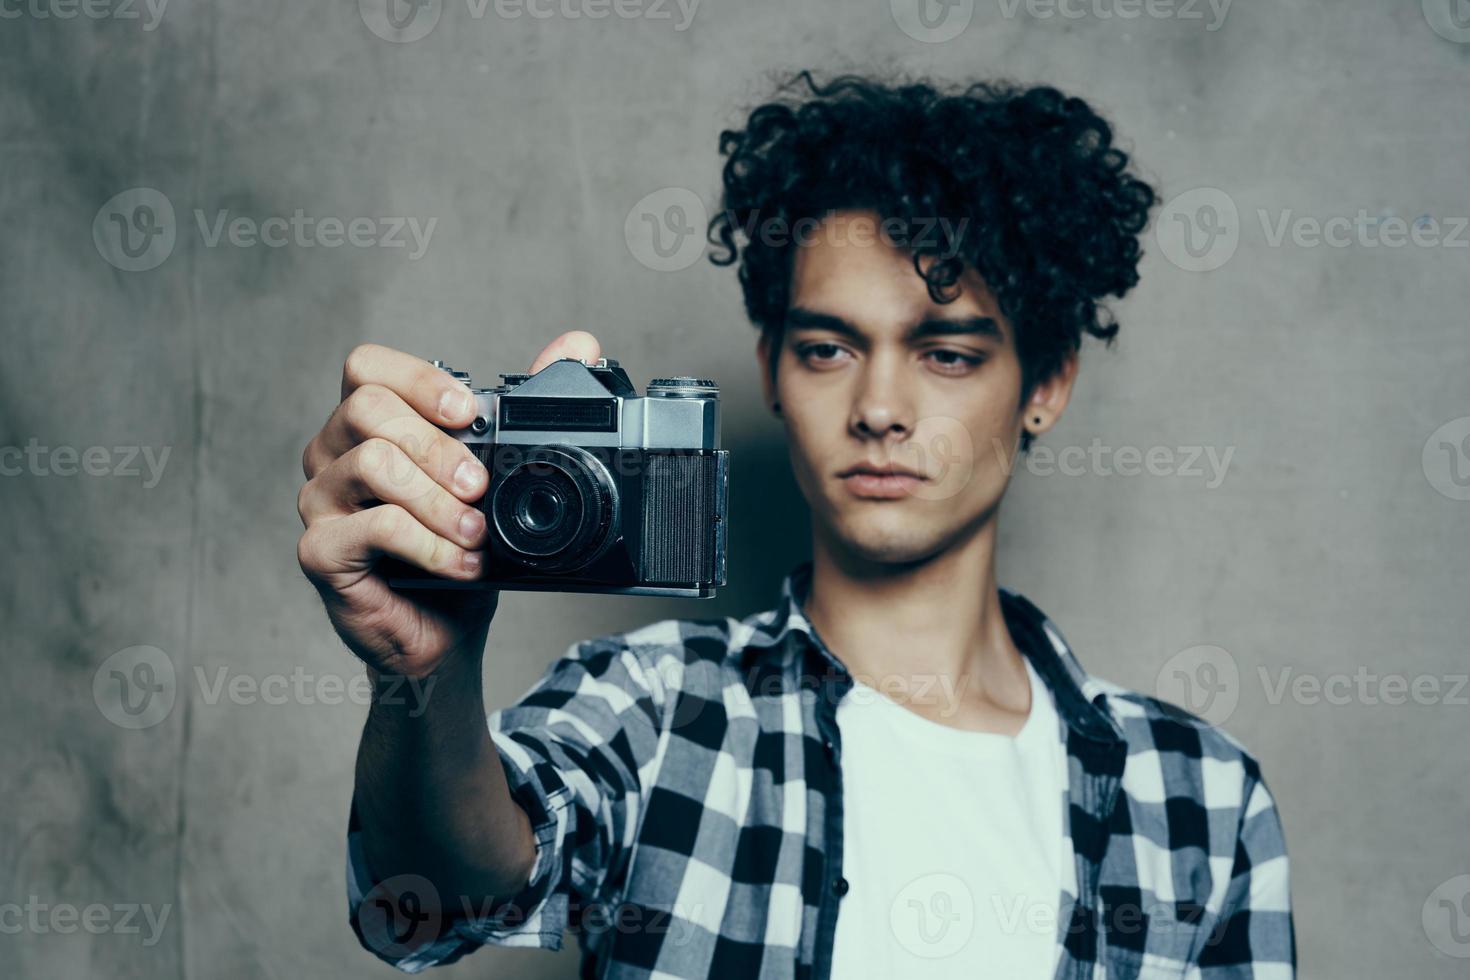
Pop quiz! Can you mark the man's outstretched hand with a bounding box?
[296,330,603,679]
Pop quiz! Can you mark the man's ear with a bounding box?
[1023,350,1079,435]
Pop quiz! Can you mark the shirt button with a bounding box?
[832,877,849,898]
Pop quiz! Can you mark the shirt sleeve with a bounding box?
[1196,772,1297,978]
[345,635,675,972]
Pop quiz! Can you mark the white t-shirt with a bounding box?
[829,656,1067,979]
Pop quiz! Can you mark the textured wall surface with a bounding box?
[2,0,1468,977]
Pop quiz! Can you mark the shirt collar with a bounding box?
[738,560,1124,745]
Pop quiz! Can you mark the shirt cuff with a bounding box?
[344,728,575,971]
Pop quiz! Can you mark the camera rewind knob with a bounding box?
[648,377,719,397]
[431,360,474,387]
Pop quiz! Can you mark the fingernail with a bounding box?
[454,459,486,495]
[458,509,484,543]
[439,387,472,422]
[462,551,482,572]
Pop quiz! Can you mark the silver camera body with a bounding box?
[393,356,728,598]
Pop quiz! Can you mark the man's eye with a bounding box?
[927,349,984,370]
[798,343,846,363]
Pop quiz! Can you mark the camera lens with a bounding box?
[494,464,583,556]
[490,447,618,571]
[515,486,563,535]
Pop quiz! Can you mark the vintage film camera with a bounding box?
[391,356,728,598]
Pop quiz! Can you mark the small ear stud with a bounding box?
[1032,415,1043,425]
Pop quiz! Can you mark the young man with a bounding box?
[297,75,1295,978]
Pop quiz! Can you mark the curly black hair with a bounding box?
[709,71,1157,414]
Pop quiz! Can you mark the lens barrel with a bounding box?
[490,446,617,571]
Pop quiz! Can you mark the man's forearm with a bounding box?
[353,640,536,906]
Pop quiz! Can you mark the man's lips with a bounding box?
[836,464,928,499]
[836,463,927,480]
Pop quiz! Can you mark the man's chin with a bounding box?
[820,514,947,568]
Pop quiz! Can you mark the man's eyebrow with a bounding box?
[910,316,1003,341]
[785,307,1003,342]
[785,308,862,338]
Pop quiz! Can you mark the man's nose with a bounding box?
[849,356,913,439]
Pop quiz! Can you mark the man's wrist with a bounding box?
[366,643,485,722]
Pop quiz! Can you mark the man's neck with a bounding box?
[801,518,1033,735]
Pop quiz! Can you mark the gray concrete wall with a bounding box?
[2,0,1467,976]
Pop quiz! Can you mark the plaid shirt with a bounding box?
[346,561,1296,978]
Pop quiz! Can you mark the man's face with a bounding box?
[756,210,1075,567]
